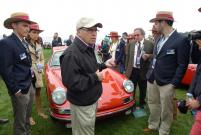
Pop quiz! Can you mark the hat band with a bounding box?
[31,26,39,29]
[14,15,29,20]
[156,13,174,20]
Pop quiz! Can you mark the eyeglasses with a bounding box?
[80,27,99,33]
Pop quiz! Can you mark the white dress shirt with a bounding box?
[133,39,144,68]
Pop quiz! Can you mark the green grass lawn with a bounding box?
[0,49,193,135]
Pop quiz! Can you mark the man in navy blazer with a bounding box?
[144,11,190,135]
[0,12,35,135]
[115,32,128,74]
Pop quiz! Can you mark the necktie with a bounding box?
[135,42,141,68]
[137,42,141,57]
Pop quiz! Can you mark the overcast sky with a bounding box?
[1,0,201,43]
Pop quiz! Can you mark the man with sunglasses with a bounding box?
[125,28,154,109]
[144,11,190,135]
[60,17,115,135]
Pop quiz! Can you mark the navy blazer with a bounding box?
[0,33,32,95]
[115,38,126,64]
[147,30,190,87]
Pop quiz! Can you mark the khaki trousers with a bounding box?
[70,102,97,135]
[11,84,34,135]
[147,81,175,135]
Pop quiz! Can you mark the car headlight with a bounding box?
[52,87,66,105]
[123,80,134,93]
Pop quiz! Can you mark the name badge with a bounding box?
[19,53,27,60]
[166,49,175,55]
[152,58,156,69]
[136,57,141,65]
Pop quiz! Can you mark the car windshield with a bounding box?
[50,51,64,67]
[50,50,103,67]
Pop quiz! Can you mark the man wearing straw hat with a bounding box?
[0,12,36,135]
[144,11,190,135]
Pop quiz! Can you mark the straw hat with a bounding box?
[4,12,36,29]
[150,11,174,22]
[108,31,120,37]
[29,23,43,33]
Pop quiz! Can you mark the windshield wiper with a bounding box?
[51,64,60,67]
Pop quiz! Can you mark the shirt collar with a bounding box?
[13,32,24,42]
[76,35,94,48]
[74,36,94,52]
[136,38,144,45]
[160,29,176,40]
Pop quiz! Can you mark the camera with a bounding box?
[177,99,188,114]
[188,30,201,40]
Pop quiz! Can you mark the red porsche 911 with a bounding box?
[45,46,135,124]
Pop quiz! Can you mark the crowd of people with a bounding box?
[51,33,74,47]
[0,7,201,135]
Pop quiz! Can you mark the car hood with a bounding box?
[51,68,62,81]
[97,68,131,111]
[51,67,131,112]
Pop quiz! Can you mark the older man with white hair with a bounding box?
[60,17,115,135]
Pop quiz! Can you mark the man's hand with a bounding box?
[142,54,151,61]
[105,58,116,68]
[96,70,104,81]
[195,40,201,49]
[186,99,200,109]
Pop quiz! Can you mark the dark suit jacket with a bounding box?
[115,38,126,64]
[147,30,190,86]
[125,39,154,80]
[52,37,62,47]
[188,44,201,104]
[0,33,32,95]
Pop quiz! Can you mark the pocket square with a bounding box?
[19,53,27,60]
[166,49,175,54]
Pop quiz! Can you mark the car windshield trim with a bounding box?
[95,52,103,64]
[49,50,103,67]
[50,50,64,67]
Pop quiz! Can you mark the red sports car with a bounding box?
[181,64,197,85]
[45,46,135,124]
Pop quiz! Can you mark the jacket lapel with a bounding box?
[143,40,151,53]
[10,33,26,51]
[131,41,136,52]
[28,44,36,55]
[130,41,136,63]
[157,30,178,56]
